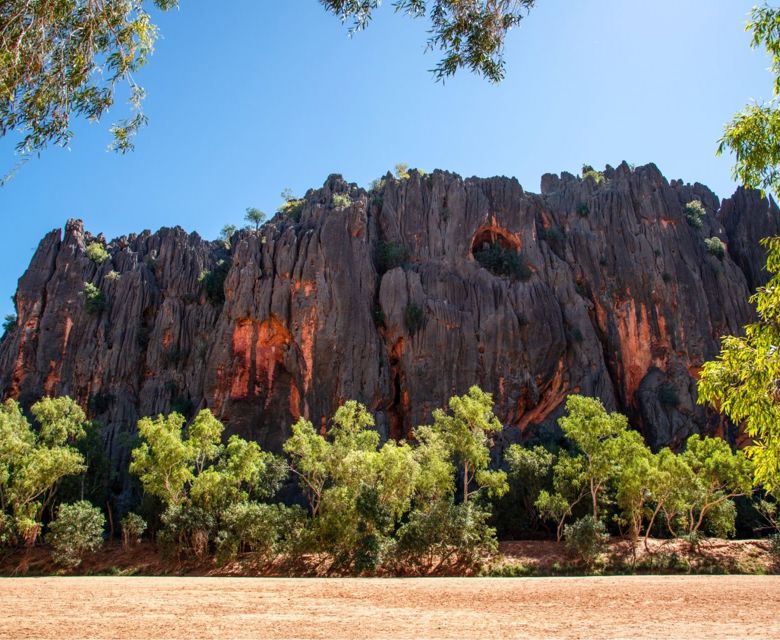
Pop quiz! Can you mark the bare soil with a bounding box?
[1,538,775,577]
[1,575,779,639]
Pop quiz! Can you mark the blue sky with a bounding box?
[0,1,773,319]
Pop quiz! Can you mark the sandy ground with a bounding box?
[0,576,778,639]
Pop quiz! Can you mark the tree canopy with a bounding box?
[1,0,532,165]
[718,5,780,196]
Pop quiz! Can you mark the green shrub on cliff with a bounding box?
[85,242,109,265]
[704,236,726,259]
[331,193,352,209]
[2,314,16,335]
[684,200,705,229]
[83,282,107,314]
[474,243,531,281]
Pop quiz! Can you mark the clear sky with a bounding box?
[0,1,773,319]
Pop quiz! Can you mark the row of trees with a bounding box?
[0,386,773,572]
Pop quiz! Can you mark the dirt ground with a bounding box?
[0,575,778,639]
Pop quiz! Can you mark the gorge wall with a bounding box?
[1,162,778,477]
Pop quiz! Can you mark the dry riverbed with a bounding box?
[0,575,778,639]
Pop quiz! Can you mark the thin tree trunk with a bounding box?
[106,501,114,540]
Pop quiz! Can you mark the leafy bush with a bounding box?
[278,198,305,223]
[404,303,426,336]
[199,258,231,305]
[2,314,16,335]
[704,236,726,259]
[394,501,498,572]
[331,193,352,209]
[158,503,216,559]
[564,515,608,567]
[473,243,531,281]
[83,282,107,314]
[684,200,705,229]
[120,512,147,549]
[540,226,566,244]
[0,513,17,548]
[394,163,410,180]
[85,242,109,264]
[216,502,283,564]
[377,240,410,274]
[46,501,105,568]
[104,270,121,283]
[581,164,604,184]
[577,203,590,216]
[215,502,309,564]
[703,498,737,538]
[370,177,387,192]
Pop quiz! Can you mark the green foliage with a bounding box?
[677,434,754,538]
[428,386,507,503]
[215,502,307,565]
[698,235,780,497]
[157,502,215,559]
[404,303,426,336]
[564,515,608,567]
[331,193,352,209]
[0,397,88,546]
[473,243,532,281]
[684,200,705,229]
[394,500,497,572]
[245,207,266,231]
[540,226,566,244]
[285,400,421,570]
[283,390,504,572]
[369,177,387,193]
[323,1,535,83]
[2,314,16,335]
[219,224,237,248]
[718,5,780,196]
[704,236,726,259]
[104,270,121,283]
[199,259,231,305]
[577,203,590,217]
[277,198,305,223]
[46,501,105,568]
[130,409,286,556]
[0,0,179,161]
[376,240,410,274]
[83,283,107,315]
[581,164,604,184]
[85,242,110,265]
[558,395,631,520]
[394,163,410,180]
[504,444,555,531]
[120,512,147,549]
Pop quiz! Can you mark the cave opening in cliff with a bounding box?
[471,225,520,254]
[471,225,531,281]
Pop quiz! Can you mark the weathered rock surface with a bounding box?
[1,163,778,481]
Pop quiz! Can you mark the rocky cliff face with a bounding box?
[1,163,778,477]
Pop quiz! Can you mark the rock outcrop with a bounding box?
[1,162,778,481]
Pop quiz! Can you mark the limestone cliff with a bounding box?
[1,163,777,476]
